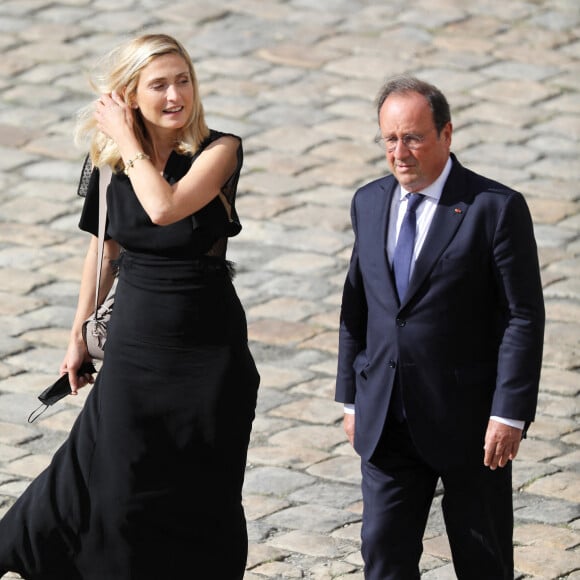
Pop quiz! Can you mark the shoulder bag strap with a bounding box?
[94,165,113,316]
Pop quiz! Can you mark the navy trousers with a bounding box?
[361,417,514,579]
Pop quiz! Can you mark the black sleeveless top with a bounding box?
[77,130,243,260]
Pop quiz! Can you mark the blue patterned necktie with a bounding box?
[393,193,425,301]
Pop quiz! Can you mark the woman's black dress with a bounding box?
[0,131,259,580]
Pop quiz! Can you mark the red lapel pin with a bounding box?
[454,208,462,214]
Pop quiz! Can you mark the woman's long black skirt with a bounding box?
[0,252,259,580]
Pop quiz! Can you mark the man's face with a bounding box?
[378,92,452,193]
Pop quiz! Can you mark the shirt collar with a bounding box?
[399,156,453,202]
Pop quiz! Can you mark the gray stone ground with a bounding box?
[0,0,578,578]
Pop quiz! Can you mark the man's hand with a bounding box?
[483,419,522,470]
[343,413,355,446]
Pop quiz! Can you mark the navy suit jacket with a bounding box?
[335,154,545,470]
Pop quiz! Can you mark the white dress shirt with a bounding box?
[343,157,523,430]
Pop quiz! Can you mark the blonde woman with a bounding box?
[0,34,259,579]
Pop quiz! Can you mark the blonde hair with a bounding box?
[75,33,209,170]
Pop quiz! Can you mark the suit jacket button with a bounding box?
[396,318,406,327]
[388,360,397,368]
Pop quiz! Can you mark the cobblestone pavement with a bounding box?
[0,1,578,578]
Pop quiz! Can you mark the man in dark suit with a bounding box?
[335,75,544,579]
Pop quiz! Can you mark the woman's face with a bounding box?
[133,53,194,135]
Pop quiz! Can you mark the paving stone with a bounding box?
[542,335,579,370]
[248,445,330,470]
[331,522,362,543]
[517,177,579,202]
[515,544,580,578]
[560,213,580,231]
[264,252,337,275]
[259,364,313,389]
[516,439,563,463]
[299,330,339,354]
[308,358,339,376]
[244,493,290,522]
[462,142,540,169]
[34,408,81,434]
[244,152,319,179]
[423,534,453,562]
[249,319,322,346]
[0,371,56,396]
[0,267,53,294]
[328,441,359,459]
[263,503,359,533]
[545,299,580,326]
[0,421,38,446]
[237,193,299,221]
[421,563,457,579]
[0,443,29,463]
[255,387,294,416]
[0,145,40,172]
[512,460,560,491]
[280,229,352,255]
[243,466,316,497]
[537,391,580,419]
[514,494,580,525]
[562,430,580,447]
[249,297,324,323]
[0,479,31,499]
[257,364,314,390]
[4,453,51,479]
[3,346,66,374]
[525,472,580,504]
[533,158,580,184]
[258,43,343,70]
[0,292,44,317]
[550,450,580,469]
[19,327,70,351]
[251,413,293,445]
[0,335,27,359]
[288,482,362,510]
[270,396,342,425]
[0,124,39,148]
[0,246,64,270]
[291,377,336,399]
[275,204,352,232]
[309,560,359,579]
[267,530,347,559]
[526,134,578,159]
[252,560,303,578]
[540,368,580,399]
[269,425,345,451]
[528,414,578,441]
[19,305,77,330]
[307,309,340,330]
[546,256,580,277]
[307,456,361,485]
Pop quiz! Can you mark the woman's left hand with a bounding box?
[94,91,134,143]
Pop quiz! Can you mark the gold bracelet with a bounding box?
[124,152,150,175]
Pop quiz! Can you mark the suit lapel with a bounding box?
[403,159,471,306]
[377,178,398,297]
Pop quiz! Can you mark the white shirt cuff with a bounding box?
[490,416,524,430]
[341,408,523,429]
